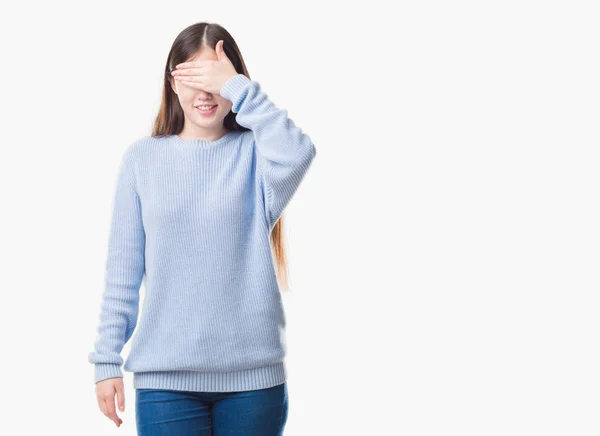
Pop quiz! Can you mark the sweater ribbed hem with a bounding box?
[132,362,287,393]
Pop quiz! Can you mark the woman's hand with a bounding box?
[171,40,238,96]
[95,377,125,427]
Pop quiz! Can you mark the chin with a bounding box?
[195,119,224,128]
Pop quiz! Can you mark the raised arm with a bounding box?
[87,148,145,383]
[220,74,317,231]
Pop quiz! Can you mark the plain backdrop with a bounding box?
[0,1,598,435]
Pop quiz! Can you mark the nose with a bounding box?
[197,89,212,98]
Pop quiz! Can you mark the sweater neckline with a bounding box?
[168,130,242,149]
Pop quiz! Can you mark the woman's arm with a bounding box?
[220,74,317,231]
[87,148,145,383]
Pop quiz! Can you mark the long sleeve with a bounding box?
[87,149,145,384]
[220,74,317,231]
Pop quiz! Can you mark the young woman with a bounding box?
[87,22,317,435]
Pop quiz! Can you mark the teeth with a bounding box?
[197,105,215,111]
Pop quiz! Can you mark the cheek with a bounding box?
[218,100,233,113]
[177,91,196,107]
[175,81,194,97]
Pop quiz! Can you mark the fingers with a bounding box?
[175,61,209,70]
[103,393,123,427]
[172,68,205,77]
[96,384,123,427]
[173,74,202,83]
[175,79,207,91]
[104,396,120,427]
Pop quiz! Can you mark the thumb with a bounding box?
[216,40,228,62]
[115,383,125,411]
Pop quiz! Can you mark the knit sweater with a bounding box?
[87,73,316,392]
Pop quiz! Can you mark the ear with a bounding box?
[169,77,178,95]
[216,40,228,62]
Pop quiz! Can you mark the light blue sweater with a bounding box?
[87,74,316,392]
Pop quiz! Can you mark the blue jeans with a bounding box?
[135,382,288,435]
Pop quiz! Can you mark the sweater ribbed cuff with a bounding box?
[94,363,123,383]
[220,74,252,110]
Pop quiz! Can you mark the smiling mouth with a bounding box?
[195,104,218,115]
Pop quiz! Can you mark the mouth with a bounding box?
[195,104,218,115]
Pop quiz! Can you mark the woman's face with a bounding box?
[169,49,233,131]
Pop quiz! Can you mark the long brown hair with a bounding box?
[150,22,290,290]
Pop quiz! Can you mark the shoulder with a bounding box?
[124,135,161,155]
[238,129,253,142]
[122,135,166,164]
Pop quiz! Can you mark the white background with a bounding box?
[0,1,598,435]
